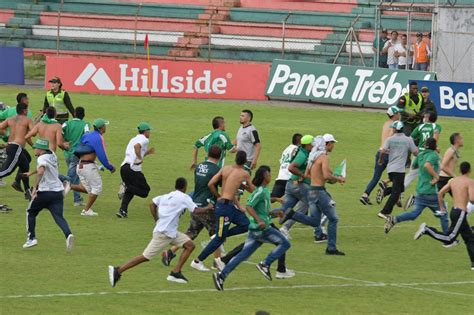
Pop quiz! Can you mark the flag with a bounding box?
[144,34,149,49]
[333,159,346,177]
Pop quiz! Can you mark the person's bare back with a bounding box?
[380,120,394,149]
[4,115,33,147]
[310,155,327,187]
[220,165,253,200]
[450,176,474,211]
[26,122,66,152]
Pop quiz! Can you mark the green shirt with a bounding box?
[411,122,442,151]
[373,37,388,63]
[247,186,272,231]
[289,147,310,184]
[413,149,440,195]
[62,118,90,158]
[193,160,220,206]
[194,130,234,168]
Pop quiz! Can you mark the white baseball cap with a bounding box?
[386,105,402,117]
[390,120,404,130]
[323,133,338,143]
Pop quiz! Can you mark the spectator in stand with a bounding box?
[412,32,431,71]
[420,86,437,116]
[394,34,410,70]
[373,29,388,68]
[383,31,400,70]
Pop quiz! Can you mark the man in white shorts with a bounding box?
[108,177,213,286]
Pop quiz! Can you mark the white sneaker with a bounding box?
[213,257,226,271]
[0,179,6,187]
[279,227,292,240]
[414,223,426,240]
[219,244,226,255]
[190,260,210,272]
[81,209,98,216]
[63,181,71,197]
[442,240,460,248]
[276,269,296,279]
[23,238,38,248]
[118,182,126,200]
[66,234,74,253]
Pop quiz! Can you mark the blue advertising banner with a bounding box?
[0,46,24,85]
[414,80,473,119]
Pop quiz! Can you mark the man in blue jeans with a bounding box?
[280,134,346,255]
[191,151,255,271]
[212,165,290,290]
[385,138,449,234]
[360,104,402,205]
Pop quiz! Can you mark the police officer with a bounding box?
[44,76,75,124]
[401,81,424,136]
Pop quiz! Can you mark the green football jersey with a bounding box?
[247,186,272,231]
[195,130,234,168]
[411,122,442,151]
[193,160,220,206]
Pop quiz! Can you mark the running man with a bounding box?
[212,166,291,290]
[234,110,261,170]
[384,138,449,234]
[378,121,418,220]
[360,104,401,205]
[25,107,69,152]
[191,151,255,271]
[438,133,464,193]
[22,138,74,252]
[70,118,115,216]
[108,177,214,286]
[162,145,222,269]
[191,116,233,169]
[272,133,302,199]
[414,161,474,271]
[280,134,346,255]
[116,122,154,218]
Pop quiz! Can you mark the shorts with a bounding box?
[142,231,190,260]
[438,176,453,196]
[186,212,216,240]
[77,163,102,195]
[271,179,287,198]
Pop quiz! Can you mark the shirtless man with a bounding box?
[191,150,255,271]
[438,133,464,193]
[280,134,346,255]
[25,107,68,152]
[414,161,474,271]
[360,103,402,205]
[0,103,34,201]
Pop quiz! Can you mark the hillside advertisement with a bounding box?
[45,57,269,100]
[265,59,436,108]
[414,80,473,119]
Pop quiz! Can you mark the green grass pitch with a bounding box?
[0,86,473,314]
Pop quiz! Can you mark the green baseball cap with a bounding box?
[93,118,109,129]
[137,122,153,132]
[301,134,314,145]
[33,138,49,150]
[387,105,403,117]
[390,120,404,130]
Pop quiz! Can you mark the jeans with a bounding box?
[66,155,82,203]
[293,188,339,251]
[388,63,398,69]
[220,227,291,279]
[381,172,405,215]
[395,194,449,233]
[364,150,388,196]
[27,191,72,240]
[197,200,249,262]
[414,62,428,71]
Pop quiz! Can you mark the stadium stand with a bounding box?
[0,0,446,66]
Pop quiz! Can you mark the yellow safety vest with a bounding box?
[46,90,67,114]
[404,92,423,116]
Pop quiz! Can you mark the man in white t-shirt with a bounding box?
[22,138,74,252]
[394,34,410,70]
[116,122,155,218]
[271,133,301,199]
[382,30,399,70]
[108,177,213,286]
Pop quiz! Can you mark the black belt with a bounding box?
[218,199,233,205]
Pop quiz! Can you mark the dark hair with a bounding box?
[401,34,407,38]
[212,116,224,129]
[46,106,56,119]
[391,30,398,35]
[16,93,28,104]
[75,106,85,120]
[425,137,437,150]
[208,145,222,160]
[235,150,247,166]
[427,111,437,123]
[460,161,470,175]
[252,165,271,187]
[242,109,253,122]
[398,96,406,106]
[175,177,187,190]
[16,103,27,114]
[292,133,302,145]
[449,132,460,145]
[410,81,418,87]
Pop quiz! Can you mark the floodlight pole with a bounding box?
[281,11,292,59]
[56,0,64,56]
[133,3,143,58]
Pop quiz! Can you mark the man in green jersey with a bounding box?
[62,107,89,206]
[191,116,234,169]
[163,145,223,268]
[385,138,449,234]
[212,165,290,290]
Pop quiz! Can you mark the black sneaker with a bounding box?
[115,210,128,218]
[471,262,474,271]
[161,249,176,267]
[376,188,384,205]
[279,209,295,225]
[256,262,272,281]
[212,272,224,291]
[314,233,328,243]
[378,181,388,191]
[396,195,403,208]
[359,195,372,205]
[11,181,24,193]
[325,249,345,256]
[24,189,32,201]
[0,205,13,213]
[384,216,395,234]
[167,271,188,284]
[108,266,121,287]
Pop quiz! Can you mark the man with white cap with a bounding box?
[360,104,402,205]
[280,134,346,255]
[70,118,115,216]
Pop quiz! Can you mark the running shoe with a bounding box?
[22,238,38,248]
[108,266,121,287]
[212,272,224,291]
[66,234,74,253]
[256,262,272,281]
[314,233,328,243]
[161,249,176,267]
[384,216,395,234]
[404,194,415,211]
[276,269,296,279]
[325,249,346,256]
[190,260,210,272]
[376,188,384,204]
[359,195,372,205]
[414,223,426,240]
[167,271,188,284]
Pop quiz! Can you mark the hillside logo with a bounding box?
[75,63,115,91]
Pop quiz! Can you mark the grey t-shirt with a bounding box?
[236,124,260,161]
[383,133,418,173]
